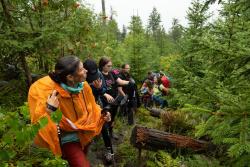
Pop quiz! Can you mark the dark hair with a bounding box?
[148,71,152,75]
[99,57,111,71]
[145,79,153,89]
[159,71,164,76]
[121,63,129,69]
[49,56,81,84]
[155,75,162,85]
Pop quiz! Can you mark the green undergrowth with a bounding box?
[0,104,67,167]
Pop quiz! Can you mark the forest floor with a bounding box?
[87,107,162,167]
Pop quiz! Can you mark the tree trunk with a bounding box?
[61,42,65,57]
[38,0,43,27]
[130,125,211,152]
[1,0,13,25]
[38,54,44,70]
[101,0,106,25]
[44,58,49,73]
[20,53,32,88]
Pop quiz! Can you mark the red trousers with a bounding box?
[62,142,90,167]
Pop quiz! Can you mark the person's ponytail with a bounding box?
[49,55,80,84]
[48,71,61,84]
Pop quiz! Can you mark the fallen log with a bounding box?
[146,107,164,117]
[130,125,211,152]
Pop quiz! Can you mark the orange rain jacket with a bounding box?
[28,76,105,155]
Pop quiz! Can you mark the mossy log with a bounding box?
[146,107,164,117]
[130,125,211,152]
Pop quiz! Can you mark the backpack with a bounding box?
[111,69,120,76]
[161,76,170,88]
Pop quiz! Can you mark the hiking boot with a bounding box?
[104,147,114,163]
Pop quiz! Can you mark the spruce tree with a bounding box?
[169,0,250,165]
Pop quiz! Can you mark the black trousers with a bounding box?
[119,104,135,125]
[101,104,118,148]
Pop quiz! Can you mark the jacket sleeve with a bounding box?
[90,84,106,100]
[28,83,48,124]
[85,83,105,134]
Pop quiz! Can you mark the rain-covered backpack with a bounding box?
[111,69,120,76]
[161,75,170,89]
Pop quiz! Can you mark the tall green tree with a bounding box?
[147,7,167,56]
[169,0,250,165]
[119,15,160,81]
[120,25,127,41]
[178,0,211,75]
[169,18,183,43]
[147,7,161,39]
[125,15,147,81]
[0,0,96,88]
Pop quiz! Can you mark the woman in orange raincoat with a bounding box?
[28,56,111,167]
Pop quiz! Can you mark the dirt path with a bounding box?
[87,115,131,167]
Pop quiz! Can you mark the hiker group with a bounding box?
[140,71,170,109]
[28,55,170,167]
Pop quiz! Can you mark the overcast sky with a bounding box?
[82,0,221,31]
